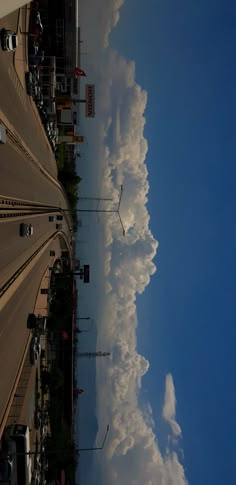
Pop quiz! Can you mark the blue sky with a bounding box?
[77,1,236,484]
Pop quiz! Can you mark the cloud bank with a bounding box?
[78,0,188,484]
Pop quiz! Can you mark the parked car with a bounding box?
[36,92,44,106]
[1,29,18,51]
[40,110,48,124]
[31,67,40,84]
[41,455,48,472]
[29,39,39,56]
[50,139,56,151]
[34,409,41,430]
[34,454,41,471]
[29,49,45,67]
[30,334,41,365]
[25,71,34,95]
[20,223,33,237]
[32,469,40,485]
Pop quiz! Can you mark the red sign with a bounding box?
[85,85,95,118]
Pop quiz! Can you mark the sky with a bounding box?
[75,1,236,484]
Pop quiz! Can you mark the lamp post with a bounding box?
[15,425,110,456]
[78,424,110,452]
[76,317,94,333]
[75,185,126,236]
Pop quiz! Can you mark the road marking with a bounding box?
[0,238,53,312]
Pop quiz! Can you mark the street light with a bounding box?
[79,424,110,452]
[75,185,126,236]
[15,424,110,456]
[76,317,94,333]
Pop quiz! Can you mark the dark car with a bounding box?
[25,71,34,95]
[25,72,40,98]
[30,334,41,365]
[20,223,33,237]
[40,110,48,124]
[29,39,39,56]
[34,409,41,430]
[29,49,45,68]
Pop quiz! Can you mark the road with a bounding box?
[0,9,58,177]
[0,8,73,434]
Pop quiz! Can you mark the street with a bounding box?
[0,7,72,437]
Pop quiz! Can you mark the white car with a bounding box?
[1,29,18,51]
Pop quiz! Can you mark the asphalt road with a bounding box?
[0,134,71,288]
[0,10,58,177]
[0,9,73,433]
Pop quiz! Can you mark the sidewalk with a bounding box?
[14,4,30,88]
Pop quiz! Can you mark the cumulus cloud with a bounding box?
[77,1,188,484]
[163,374,182,438]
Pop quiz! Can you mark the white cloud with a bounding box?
[77,1,188,484]
[163,374,182,438]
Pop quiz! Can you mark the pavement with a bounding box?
[14,5,30,88]
[0,9,58,177]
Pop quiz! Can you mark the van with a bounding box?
[5,424,32,485]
